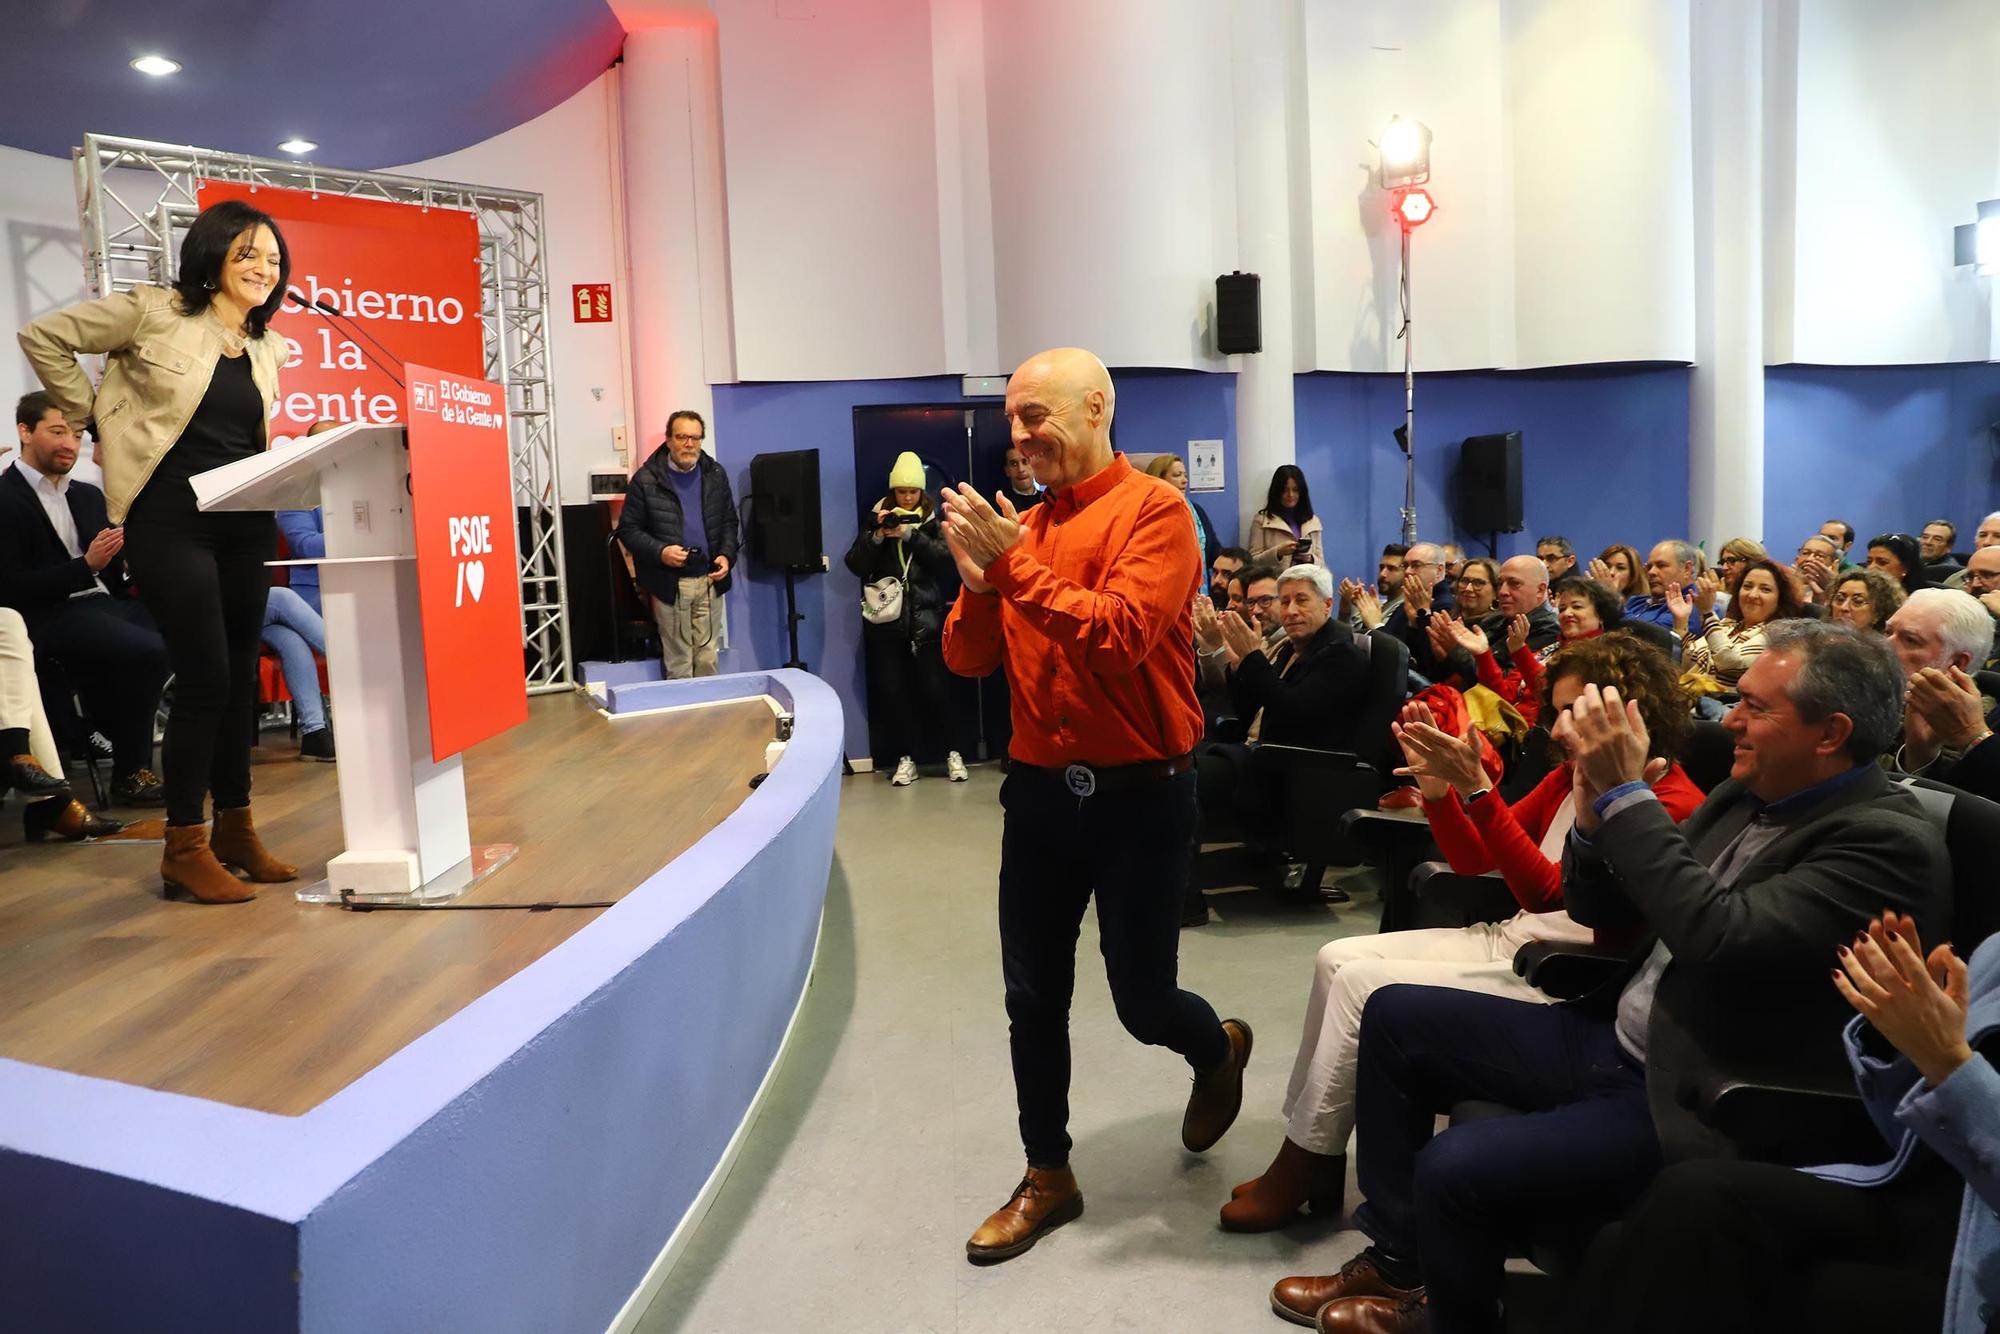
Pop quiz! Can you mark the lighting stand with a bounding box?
[1398,225,1417,546]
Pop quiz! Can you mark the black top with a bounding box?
[151,352,263,493]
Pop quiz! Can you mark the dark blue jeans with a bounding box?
[997,766,1228,1167]
[1351,985,1662,1334]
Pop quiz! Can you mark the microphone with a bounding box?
[285,290,407,389]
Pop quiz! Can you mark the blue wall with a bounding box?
[1764,362,2000,553]
[1292,365,1693,579]
[713,370,1237,759]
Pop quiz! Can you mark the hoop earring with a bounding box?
[204,279,217,291]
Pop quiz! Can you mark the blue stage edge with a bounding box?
[0,669,842,1334]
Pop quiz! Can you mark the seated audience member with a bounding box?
[1209,544,1252,608]
[0,391,167,806]
[1944,512,2000,591]
[1000,444,1045,511]
[1194,563,1280,703]
[1958,546,2000,655]
[1285,621,1949,1334]
[1568,916,1999,1334]
[1715,537,1767,594]
[1622,541,1702,631]
[1347,542,1448,662]
[1826,567,1906,634]
[1921,518,1963,575]
[274,507,325,614]
[1227,633,1699,1238]
[261,585,334,761]
[1374,544,1409,600]
[1535,536,1576,582]
[1673,557,1802,712]
[1867,532,1932,595]
[1823,518,1860,569]
[1884,588,2000,799]
[1249,465,1324,568]
[1427,555,1558,690]
[1448,576,1623,727]
[1144,453,1215,570]
[1439,544,1466,585]
[1587,544,1647,602]
[1795,533,1843,607]
[1215,564,1370,752]
[0,606,121,840]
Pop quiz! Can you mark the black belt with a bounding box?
[1013,751,1196,797]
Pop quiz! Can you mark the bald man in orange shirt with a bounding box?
[942,347,1252,1265]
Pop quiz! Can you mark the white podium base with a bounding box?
[296,842,520,907]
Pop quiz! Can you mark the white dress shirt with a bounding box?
[12,455,109,598]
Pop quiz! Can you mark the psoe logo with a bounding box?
[450,514,494,607]
[411,381,440,414]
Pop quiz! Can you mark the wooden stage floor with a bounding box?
[0,691,777,1116]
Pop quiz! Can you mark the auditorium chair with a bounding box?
[1619,618,1678,661]
[33,653,111,810]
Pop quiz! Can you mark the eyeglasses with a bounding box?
[671,431,705,444]
[1241,594,1279,610]
[1457,576,1491,589]
[1720,554,1749,566]
[1829,592,1872,608]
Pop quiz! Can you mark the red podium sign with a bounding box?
[405,364,529,761]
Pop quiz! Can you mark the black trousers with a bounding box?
[29,595,168,777]
[1352,985,1662,1334]
[1565,1155,1959,1334]
[122,489,276,826]
[997,766,1229,1167]
[863,630,960,764]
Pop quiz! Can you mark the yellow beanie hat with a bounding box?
[888,451,926,492]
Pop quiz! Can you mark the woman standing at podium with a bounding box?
[19,200,300,904]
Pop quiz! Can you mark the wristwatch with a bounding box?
[1462,787,1493,806]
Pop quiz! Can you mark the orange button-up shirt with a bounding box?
[943,453,1203,767]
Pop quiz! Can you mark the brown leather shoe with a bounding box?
[210,805,297,883]
[6,754,71,799]
[1219,1137,1345,1231]
[162,824,257,904]
[1316,1292,1427,1333]
[23,797,121,842]
[1271,1252,1420,1328]
[1182,1017,1252,1152]
[965,1166,1083,1264]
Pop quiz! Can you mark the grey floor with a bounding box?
[636,762,1386,1333]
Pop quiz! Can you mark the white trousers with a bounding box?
[1279,909,1595,1154]
[0,607,62,774]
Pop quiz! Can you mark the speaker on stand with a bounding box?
[1457,431,1523,554]
[749,449,824,671]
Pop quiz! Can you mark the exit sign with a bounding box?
[571,283,613,323]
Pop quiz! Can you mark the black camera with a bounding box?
[682,546,707,570]
[877,508,923,529]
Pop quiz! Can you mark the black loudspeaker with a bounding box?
[1216,271,1262,354]
[1458,432,1524,534]
[749,449,823,569]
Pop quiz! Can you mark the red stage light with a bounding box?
[1393,187,1437,229]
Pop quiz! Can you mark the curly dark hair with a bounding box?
[1729,557,1807,625]
[1540,629,1693,762]
[1551,576,1624,631]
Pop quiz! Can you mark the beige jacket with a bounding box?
[18,284,286,523]
[1248,509,1325,568]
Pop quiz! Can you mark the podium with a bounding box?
[193,422,506,904]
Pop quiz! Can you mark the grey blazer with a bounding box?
[1562,765,1951,1161]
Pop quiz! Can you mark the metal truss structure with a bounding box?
[72,134,573,692]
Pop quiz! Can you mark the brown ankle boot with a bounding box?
[162,824,257,904]
[209,805,297,882]
[1220,1137,1345,1232]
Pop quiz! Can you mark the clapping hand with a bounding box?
[1447,616,1490,657]
[940,484,1025,593]
[1426,611,1459,661]
[1664,579,1692,632]
[1403,573,1434,614]
[83,526,124,573]
[1391,700,1488,801]
[1352,585,1385,630]
[1504,613,1530,655]
[1797,551,1833,596]
[1693,569,1722,616]
[1587,556,1618,588]
[1193,594,1224,651]
[1217,608,1263,663]
[1834,912,1973,1088]
[1554,683,1668,832]
[1338,577,1364,613]
[1905,666,1991,767]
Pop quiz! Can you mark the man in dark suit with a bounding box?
[1,392,167,805]
[1277,621,1949,1333]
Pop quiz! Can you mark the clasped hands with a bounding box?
[939,484,1025,594]
[1552,684,1668,833]
[1903,665,1991,768]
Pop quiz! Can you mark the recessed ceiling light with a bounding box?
[277,138,318,156]
[130,55,181,77]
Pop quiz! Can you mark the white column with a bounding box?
[1688,0,1765,546]
[1228,0,1303,537]
[618,20,734,464]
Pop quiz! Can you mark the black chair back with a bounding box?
[1351,631,1410,773]
[1679,719,1736,794]
[1905,777,2000,953]
[1620,618,1678,660]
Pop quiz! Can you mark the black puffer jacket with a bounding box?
[843,500,954,645]
[618,448,740,604]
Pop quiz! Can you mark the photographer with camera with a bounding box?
[617,410,739,679]
[844,452,967,786]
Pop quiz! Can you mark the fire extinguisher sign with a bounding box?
[571,283,613,323]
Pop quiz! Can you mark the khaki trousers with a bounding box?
[651,576,718,678]
[0,607,63,773]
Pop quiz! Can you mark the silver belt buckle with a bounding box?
[1063,763,1097,798]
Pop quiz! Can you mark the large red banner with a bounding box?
[194,182,484,448]
[405,364,529,761]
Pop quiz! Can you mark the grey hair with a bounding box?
[1667,540,1699,570]
[1277,563,1333,601]
[1982,511,2000,532]
[1901,588,1997,671]
[1763,621,1906,761]
[1800,534,1838,556]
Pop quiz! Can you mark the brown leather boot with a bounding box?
[1183,1017,1253,1152]
[162,824,257,904]
[965,1166,1083,1264]
[1220,1137,1345,1231]
[209,805,297,882]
